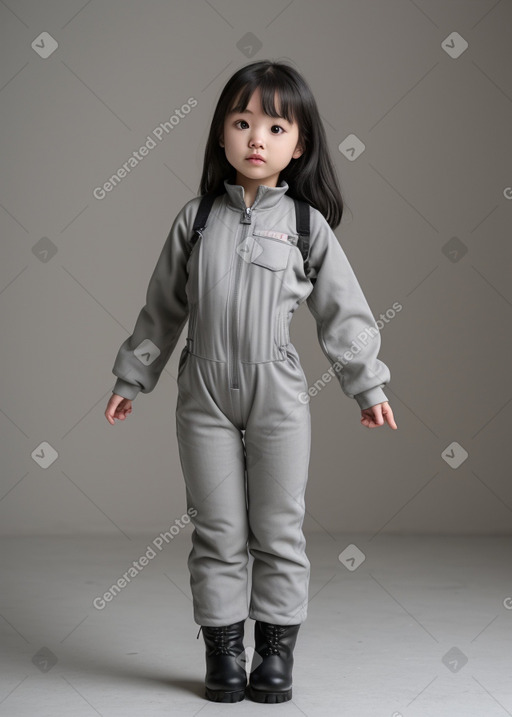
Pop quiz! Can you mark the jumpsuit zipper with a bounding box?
[230,205,252,389]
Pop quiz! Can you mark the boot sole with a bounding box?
[246,685,292,703]
[205,686,245,702]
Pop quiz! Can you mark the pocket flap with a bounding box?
[250,235,291,271]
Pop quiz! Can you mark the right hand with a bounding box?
[105,393,133,425]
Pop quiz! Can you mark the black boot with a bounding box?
[246,620,301,703]
[198,620,247,702]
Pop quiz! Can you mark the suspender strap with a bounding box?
[294,198,310,237]
[189,188,225,254]
[293,198,315,284]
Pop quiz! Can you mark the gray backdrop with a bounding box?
[1,0,511,536]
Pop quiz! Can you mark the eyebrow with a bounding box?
[228,108,290,123]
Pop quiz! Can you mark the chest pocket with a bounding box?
[248,230,295,271]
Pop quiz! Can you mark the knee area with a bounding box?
[192,522,249,557]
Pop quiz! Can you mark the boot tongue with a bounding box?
[213,627,230,655]
[261,624,286,655]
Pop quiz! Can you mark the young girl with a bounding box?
[105,59,397,704]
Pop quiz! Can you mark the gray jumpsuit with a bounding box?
[111,179,391,627]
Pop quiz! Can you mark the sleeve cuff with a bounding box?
[354,386,389,411]
[112,379,141,401]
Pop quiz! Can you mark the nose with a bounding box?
[249,133,264,148]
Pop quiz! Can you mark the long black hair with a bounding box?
[198,59,344,229]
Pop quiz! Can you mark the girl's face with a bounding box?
[220,86,303,189]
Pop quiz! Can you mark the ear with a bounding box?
[292,144,304,160]
[219,135,224,148]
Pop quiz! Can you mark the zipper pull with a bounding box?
[241,206,252,224]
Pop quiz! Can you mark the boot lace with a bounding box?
[260,623,286,656]
[199,625,233,655]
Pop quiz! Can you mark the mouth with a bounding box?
[246,156,265,164]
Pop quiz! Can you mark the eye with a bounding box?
[233,119,285,134]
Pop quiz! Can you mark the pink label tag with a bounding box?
[256,230,289,242]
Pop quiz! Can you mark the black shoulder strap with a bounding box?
[293,198,315,285]
[189,189,223,255]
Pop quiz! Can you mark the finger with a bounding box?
[361,415,375,428]
[383,406,398,429]
[386,414,398,429]
[372,406,384,425]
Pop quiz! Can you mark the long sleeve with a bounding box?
[304,208,391,411]
[111,196,201,401]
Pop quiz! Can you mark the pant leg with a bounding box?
[175,351,250,626]
[242,344,312,626]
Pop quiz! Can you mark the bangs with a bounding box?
[228,78,300,125]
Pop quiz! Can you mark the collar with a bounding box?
[223,178,289,211]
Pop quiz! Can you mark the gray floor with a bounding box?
[1,533,511,716]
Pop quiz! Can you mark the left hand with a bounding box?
[360,401,397,429]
